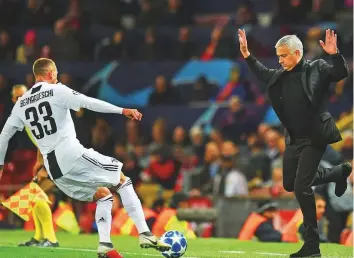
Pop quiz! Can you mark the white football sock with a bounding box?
[118,177,150,234]
[96,194,113,243]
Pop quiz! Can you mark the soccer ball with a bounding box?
[160,230,187,258]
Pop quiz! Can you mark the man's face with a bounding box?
[204,143,220,162]
[229,98,242,113]
[265,130,279,149]
[12,86,27,103]
[221,142,237,167]
[191,133,202,145]
[276,45,301,71]
[173,127,185,144]
[316,199,326,220]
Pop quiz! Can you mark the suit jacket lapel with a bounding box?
[301,61,312,103]
[267,68,285,90]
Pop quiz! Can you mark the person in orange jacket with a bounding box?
[239,201,282,242]
[152,192,196,239]
[282,195,328,243]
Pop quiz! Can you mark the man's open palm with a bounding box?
[319,29,338,55]
[238,29,250,58]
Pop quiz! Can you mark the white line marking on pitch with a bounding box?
[0,245,199,258]
[219,251,246,254]
[220,250,287,256]
[255,252,287,256]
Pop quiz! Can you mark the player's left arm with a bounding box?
[319,29,349,82]
[319,54,349,82]
[0,113,24,180]
[59,85,142,121]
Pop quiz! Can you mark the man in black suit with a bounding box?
[238,29,352,257]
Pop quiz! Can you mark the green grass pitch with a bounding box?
[0,230,352,258]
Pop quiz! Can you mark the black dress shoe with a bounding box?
[335,162,352,197]
[289,242,321,257]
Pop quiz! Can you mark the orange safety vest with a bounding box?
[112,207,156,236]
[151,208,196,238]
[344,231,353,246]
[238,212,268,240]
[281,209,303,243]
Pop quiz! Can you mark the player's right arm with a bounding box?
[0,111,24,180]
[238,29,276,84]
[58,85,142,121]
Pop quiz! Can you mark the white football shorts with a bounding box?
[53,148,123,202]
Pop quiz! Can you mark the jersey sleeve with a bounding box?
[0,118,21,165]
[57,85,123,114]
[6,108,24,131]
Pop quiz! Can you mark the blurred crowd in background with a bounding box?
[0,0,353,244]
[0,0,353,62]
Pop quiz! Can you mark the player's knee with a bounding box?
[120,171,127,185]
[110,173,129,192]
[93,187,111,201]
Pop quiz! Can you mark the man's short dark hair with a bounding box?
[33,58,55,77]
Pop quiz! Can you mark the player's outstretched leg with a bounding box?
[115,173,171,252]
[94,187,124,258]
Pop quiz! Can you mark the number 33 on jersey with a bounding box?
[7,82,81,154]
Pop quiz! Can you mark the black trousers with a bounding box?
[283,139,343,243]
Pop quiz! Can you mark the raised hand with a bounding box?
[238,29,250,58]
[123,108,143,121]
[319,29,338,55]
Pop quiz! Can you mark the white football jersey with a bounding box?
[5,82,123,176]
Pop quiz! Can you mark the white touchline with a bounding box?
[254,252,287,256]
[0,245,200,258]
[0,246,160,257]
[219,251,246,254]
[220,250,288,256]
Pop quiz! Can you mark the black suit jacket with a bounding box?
[246,52,349,145]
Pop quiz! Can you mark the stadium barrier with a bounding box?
[177,196,298,238]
